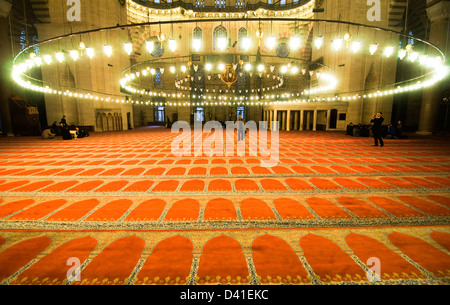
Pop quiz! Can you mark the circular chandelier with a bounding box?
[11,18,449,108]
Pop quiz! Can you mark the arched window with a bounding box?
[213,25,227,51]
[154,68,163,88]
[151,41,164,58]
[215,0,225,8]
[195,0,205,7]
[236,0,245,8]
[193,26,202,40]
[238,27,248,51]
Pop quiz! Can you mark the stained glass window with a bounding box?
[238,28,248,51]
[213,25,227,51]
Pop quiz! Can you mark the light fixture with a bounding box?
[256,27,263,39]
[193,38,202,51]
[168,38,177,52]
[289,36,301,50]
[398,49,407,60]
[351,41,361,53]
[384,46,394,57]
[218,63,225,71]
[181,65,187,73]
[33,56,42,66]
[314,36,323,49]
[266,35,276,49]
[69,50,79,61]
[291,66,299,74]
[43,55,52,65]
[217,37,227,50]
[55,52,64,63]
[158,22,165,41]
[205,63,212,71]
[332,38,343,51]
[86,47,95,59]
[244,63,252,71]
[369,43,378,55]
[242,37,251,51]
[124,42,133,55]
[344,32,352,42]
[146,41,154,53]
[409,51,419,62]
[280,65,288,74]
[103,45,112,57]
[78,41,86,50]
[170,66,175,73]
[257,64,265,72]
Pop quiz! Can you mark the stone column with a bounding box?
[306,111,311,130]
[293,111,299,130]
[273,110,278,131]
[281,111,286,130]
[286,110,291,131]
[416,0,450,135]
[313,109,318,131]
[326,109,331,130]
[299,110,304,131]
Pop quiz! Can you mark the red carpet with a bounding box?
[0,128,449,285]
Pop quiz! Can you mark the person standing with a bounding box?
[237,115,245,141]
[60,115,68,127]
[371,112,384,147]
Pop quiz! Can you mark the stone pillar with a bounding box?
[286,110,291,131]
[326,109,331,130]
[273,110,278,131]
[313,109,318,131]
[416,0,450,135]
[281,111,286,130]
[299,110,304,131]
[306,111,311,130]
[268,111,271,130]
[294,111,299,130]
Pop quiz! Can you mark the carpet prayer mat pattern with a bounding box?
[0,128,449,285]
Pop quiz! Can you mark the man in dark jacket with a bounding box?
[370,112,384,147]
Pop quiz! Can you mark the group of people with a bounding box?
[41,115,89,140]
[346,112,407,148]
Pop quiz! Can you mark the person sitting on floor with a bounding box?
[42,127,56,139]
[60,122,72,140]
[385,124,397,139]
[346,123,355,136]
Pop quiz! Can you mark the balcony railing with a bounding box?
[131,0,312,13]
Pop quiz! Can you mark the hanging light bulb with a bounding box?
[78,41,86,50]
[408,51,419,62]
[43,54,52,65]
[257,64,264,72]
[181,65,187,73]
[351,41,361,53]
[170,66,175,73]
[266,35,276,49]
[124,42,133,55]
[314,36,323,49]
[332,38,343,51]
[55,52,64,63]
[218,63,225,71]
[33,56,42,66]
[398,49,407,60]
[291,66,299,74]
[369,43,378,55]
[192,38,202,51]
[244,63,252,71]
[289,36,301,50]
[280,65,288,74]
[168,38,177,52]
[217,37,227,50]
[256,27,263,39]
[384,46,394,57]
[205,63,212,71]
[242,37,251,51]
[344,32,352,42]
[69,50,79,61]
[158,31,166,42]
[146,40,154,53]
[103,45,112,57]
[85,47,94,59]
